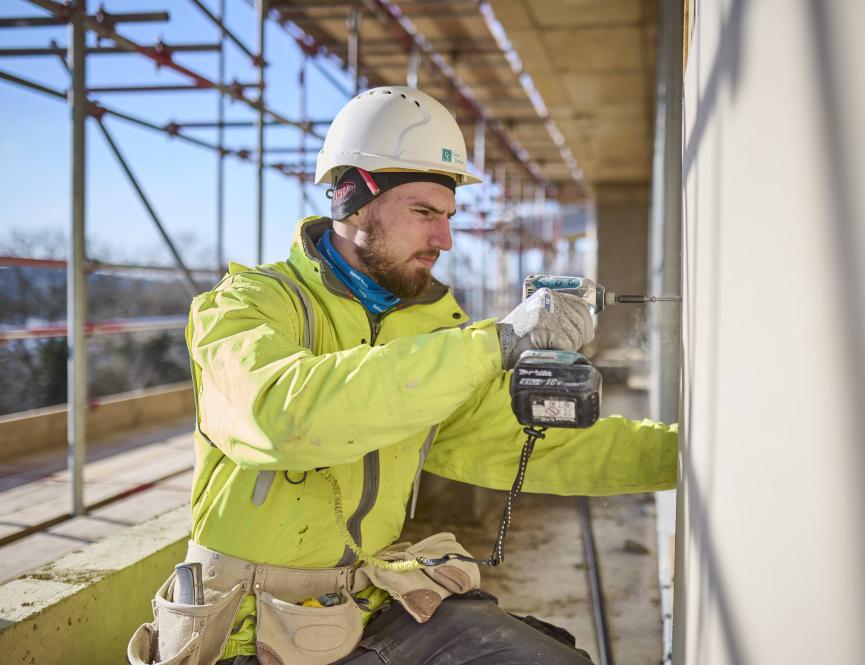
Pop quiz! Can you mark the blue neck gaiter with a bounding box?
[316,229,401,314]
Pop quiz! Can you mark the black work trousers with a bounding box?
[219,591,595,665]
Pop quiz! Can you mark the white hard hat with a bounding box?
[315,86,482,187]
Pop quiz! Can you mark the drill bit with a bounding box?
[614,295,681,304]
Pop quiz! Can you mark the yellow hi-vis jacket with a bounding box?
[186,216,678,568]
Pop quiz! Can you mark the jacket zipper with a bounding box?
[284,244,452,565]
[335,312,384,566]
[368,314,382,345]
[337,451,381,566]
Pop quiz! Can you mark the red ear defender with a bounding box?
[330,168,455,220]
[356,168,380,196]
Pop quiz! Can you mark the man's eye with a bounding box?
[413,209,430,217]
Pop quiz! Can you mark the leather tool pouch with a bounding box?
[128,539,367,665]
[127,571,246,665]
[128,533,475,664]
[360,532,481,623]
[255,588,363,665]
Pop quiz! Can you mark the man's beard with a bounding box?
[356,210,438,299]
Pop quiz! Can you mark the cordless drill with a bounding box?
[509,275,680,430]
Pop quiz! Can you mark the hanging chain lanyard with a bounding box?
[325,426,548,571]
[418,426,547,568]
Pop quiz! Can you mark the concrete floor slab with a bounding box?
[404,384,665,665]
[0,421,194,584]
[403,489,663,665]
[0,474,192,584]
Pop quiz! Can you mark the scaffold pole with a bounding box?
[0,42,221,57]
[407,43,420,89]
[474,117,486,316]
[299,50,310,219]
[188,0,255,61]
[0,11,168,28]
[94,119,200,299]
[67,0,87,518]
[217,0,226,271]
[255,0,267,264]
[347,3,361,95]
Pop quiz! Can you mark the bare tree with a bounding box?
[0,228,195,415]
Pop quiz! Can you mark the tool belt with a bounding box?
[127,534,480,665]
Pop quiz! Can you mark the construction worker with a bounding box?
[128,86,677,665]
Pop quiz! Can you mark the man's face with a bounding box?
[355,181,456,299]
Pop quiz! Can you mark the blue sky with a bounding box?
[0,0,362,267]
[0,0,573,319]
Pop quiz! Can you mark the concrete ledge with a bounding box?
[0,382,194,463]
[0,505,190,665]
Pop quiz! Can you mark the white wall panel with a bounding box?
[675,1,865,664]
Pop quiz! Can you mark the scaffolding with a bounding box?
[0,0,587,518]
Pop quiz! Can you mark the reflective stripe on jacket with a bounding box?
[185,216,678,568]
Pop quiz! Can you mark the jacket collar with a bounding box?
[293,216,451,308]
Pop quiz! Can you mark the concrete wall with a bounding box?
[0,506,189,665]
[674,1,865,664]
[0,382,194,463]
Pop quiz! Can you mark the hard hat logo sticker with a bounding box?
[441,148,453,163]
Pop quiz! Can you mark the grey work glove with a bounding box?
[495,288,595,370]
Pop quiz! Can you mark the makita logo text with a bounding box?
[518,369,553,377]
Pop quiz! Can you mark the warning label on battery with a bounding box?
[531,399,576,422]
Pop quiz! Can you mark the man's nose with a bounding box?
[430,214,453,252]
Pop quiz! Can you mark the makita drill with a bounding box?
[510,275,679,430]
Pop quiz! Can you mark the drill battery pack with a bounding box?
[509,350,602,429]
